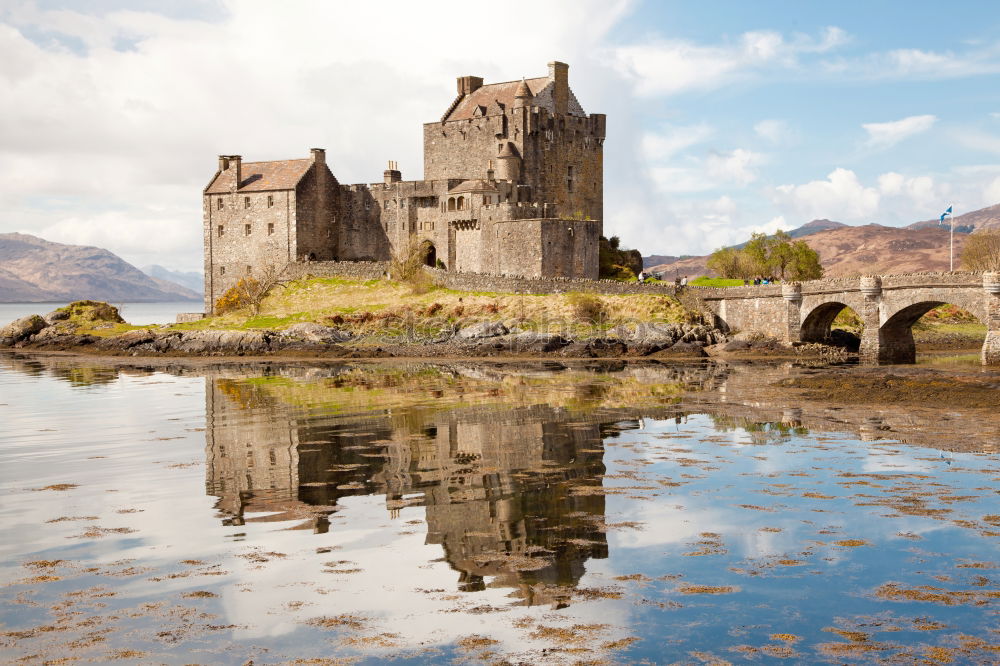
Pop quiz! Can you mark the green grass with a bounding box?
[689,276,745,287]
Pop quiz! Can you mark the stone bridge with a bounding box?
[696,272,1000,365]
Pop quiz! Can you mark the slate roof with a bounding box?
[445,77,548,121]
[205,159,312,193]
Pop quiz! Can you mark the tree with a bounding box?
[599,235,641,279]
[216,264,287,315]
[787,240,823,280]
[961,230,1000,272]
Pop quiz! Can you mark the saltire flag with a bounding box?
[939,205,953,224]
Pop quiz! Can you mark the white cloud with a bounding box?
[824,43,1000,80]
[986,176,1000,204]
[862,114,937,148]
[951,128,1000,156]
[610,26,848,97]
[640,123,713,162]
[773,168,880,222]
[705,148,764,186]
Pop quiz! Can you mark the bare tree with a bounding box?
[217,264,288,315]
[961,230,1000,272]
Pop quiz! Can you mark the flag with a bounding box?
[939,205,952,223]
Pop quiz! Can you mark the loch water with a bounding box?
[1,355,997,664]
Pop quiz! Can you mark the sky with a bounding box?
[1,0,999,271]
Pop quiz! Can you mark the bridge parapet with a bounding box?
[696,271,998,366]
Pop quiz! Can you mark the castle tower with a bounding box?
[513,78,533,109]
[495,142,521,183]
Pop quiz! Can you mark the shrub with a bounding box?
[566,292,607,324]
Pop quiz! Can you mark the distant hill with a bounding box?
[643,203,1000,278]
[142,264,203,293]
[0,233,200,303]
[907,202,1000,233]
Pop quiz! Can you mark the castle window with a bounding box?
[217,225,224,237]
[245,224,251,236]
[267,222,274,235]
[448,197,456,211]
[246,265,252,274]
[217,198,223,210]
[457,196,465,211]
[244,196,250,209]
[267,195,274,207]
[567,166,575,193]
[220,266,225,276]
[384,200,389,210]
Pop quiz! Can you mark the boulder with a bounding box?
[280,322,353,344]
[43,309,70,325]
[651,340,707,358]
[96,329,156,351]
[0,314,47,346]
[501,332,569,353]
[457,321,508,340]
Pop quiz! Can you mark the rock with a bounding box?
[502,332,568,353]
[43,309,70,324]
[171,330,272,355]
[652,341,708,357]
[280,322,353,344]
[96,329,156,351]
[0,314,48,346]
[457,321,508,340]
[723,339,751,352]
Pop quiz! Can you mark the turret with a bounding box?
[513,78,533,109]
[495,142,521,183]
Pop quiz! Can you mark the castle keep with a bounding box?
[203,61,605,313]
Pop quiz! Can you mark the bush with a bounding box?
[566,292,607,324]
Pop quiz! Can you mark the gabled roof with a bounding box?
[445,77,548,122]
[205,159,313,193]
[449,179,499,194]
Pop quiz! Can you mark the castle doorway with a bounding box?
[422,241,437,267]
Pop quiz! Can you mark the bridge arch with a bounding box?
[876,296,988,364]
[800,301,862,343]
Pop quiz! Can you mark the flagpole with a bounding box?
[949,207,954,272]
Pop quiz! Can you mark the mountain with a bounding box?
[907,202,1000,233]
[789,219,847,237]
[643,203,1000,278]
[0,233,201,303]
[142,264,203,293]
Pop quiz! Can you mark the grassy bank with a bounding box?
[170,276,697,339]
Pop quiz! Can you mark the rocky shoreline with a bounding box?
[0,306,856,361]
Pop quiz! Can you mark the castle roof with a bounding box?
[514,78,533,98]
[445,77,548,122]
[497,142,520,158]
[449,179,499,194]
[205,159,312,193]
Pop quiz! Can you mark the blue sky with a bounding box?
[1,0,998,271]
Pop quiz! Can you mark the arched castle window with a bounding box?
[457,196,465,211]
[448,197,456,211]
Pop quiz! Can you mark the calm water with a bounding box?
[0,301,199,327]
[0,356,997,663]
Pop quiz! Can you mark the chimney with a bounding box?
[228,155,242,188]
[310,147,326,166]
[218,155,229,172]
[457,75,484,96]
[486,159,495,183]
[384,160,402,184]
[548,61,569,114]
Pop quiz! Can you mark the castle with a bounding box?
[202,61,605,313]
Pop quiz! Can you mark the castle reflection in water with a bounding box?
[201,370,642,604]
